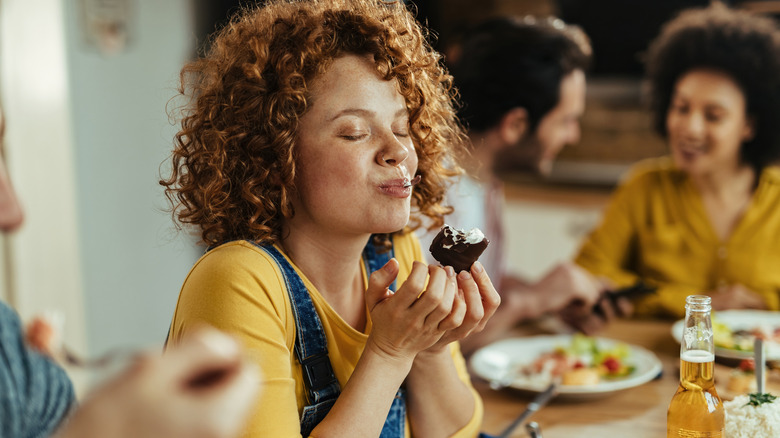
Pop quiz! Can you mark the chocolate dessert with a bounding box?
[429,224,489,272]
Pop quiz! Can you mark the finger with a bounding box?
[438,289,466,332]
[163,327,245,390]
[365,258,400,311]
[413,265,449,317]
[425,267,458,328]
[579,316,605,335]
[591,296,612,321]
[748,298,767,310]
[470,262,500,323]
[393,261,430,308]
[616,297,634,316]
[196,358,261,438]
[457,270,486,331]
[203,357,261,412]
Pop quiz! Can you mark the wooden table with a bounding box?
[475,318,778,437]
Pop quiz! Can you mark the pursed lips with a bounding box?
[378,178,413,198]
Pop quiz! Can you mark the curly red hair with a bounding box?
[161,0,466,247]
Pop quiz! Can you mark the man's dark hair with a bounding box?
[450,16,591,133]
[646,4,780,173]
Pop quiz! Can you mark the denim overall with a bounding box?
[253,237,405,438]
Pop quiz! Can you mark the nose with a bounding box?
[0,168,24,233]
[679,112,705,138]
[376,132,410,167]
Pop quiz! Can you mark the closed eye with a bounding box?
[340,134,368,141]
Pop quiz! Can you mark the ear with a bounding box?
[498,107,529,146]
[742,116,756,142]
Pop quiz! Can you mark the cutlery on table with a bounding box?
[755,338,765,393]
[497,381,558,438]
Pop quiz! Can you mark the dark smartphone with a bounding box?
[593,282,657,317]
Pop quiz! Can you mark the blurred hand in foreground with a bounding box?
[55,327,260,438]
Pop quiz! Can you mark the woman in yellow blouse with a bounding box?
[575,4,780,319]
[160,1,498,437]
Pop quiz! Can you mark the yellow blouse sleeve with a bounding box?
[574,169,645,290]
[168,242,304,438]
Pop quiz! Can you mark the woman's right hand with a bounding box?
[531,262,603,312]
[364,259,458,361]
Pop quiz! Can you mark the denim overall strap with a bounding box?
[257,239,406,437]
[255,244,341,407]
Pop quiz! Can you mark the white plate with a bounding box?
[469,335,663,399]
[671,310,780,360]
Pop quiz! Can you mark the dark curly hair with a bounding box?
[450,16,591,134]
[646,4,780,173]
[160,0,466,247]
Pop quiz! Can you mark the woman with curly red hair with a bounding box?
[161,1,497,437]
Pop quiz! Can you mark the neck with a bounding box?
[280,223,367,301]
[689,163,756,201]
[467,130,504,179]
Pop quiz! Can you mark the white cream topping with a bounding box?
[443,224,485,244]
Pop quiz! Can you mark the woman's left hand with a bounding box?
[711,283,767,311]
[423,261,500,353]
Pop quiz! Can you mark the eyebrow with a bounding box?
[327,108,408,122]
[671,96,729,110]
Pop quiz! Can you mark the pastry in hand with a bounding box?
[429,224,489,272]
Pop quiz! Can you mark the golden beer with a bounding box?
[667,350,724,437]
[667,295,724,437]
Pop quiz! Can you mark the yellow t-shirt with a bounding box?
[168,232,483,437]
[575,157,780,318]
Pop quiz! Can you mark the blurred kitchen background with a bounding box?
[1,0,776,392]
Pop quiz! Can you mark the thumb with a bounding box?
[365,258,399,310]
[164,326,245,392]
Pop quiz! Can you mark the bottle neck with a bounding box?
[682,308,714,354]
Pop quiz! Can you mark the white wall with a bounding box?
[62,0,200,356]
[1,0,90,392]
[504,199,603,282]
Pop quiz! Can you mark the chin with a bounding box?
[537,159,554,176]
[671,154,699,175]
[371,212,410,234]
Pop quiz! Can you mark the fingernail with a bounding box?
[472,261,484,274]
[458,271,471,281]
[198,328,239,358]
[384,259,398,272]
[445,266,455,277]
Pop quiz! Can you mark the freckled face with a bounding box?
[290,54,418,238]
[666,69,754,177]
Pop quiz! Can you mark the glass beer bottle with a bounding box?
[667,295,724,437]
